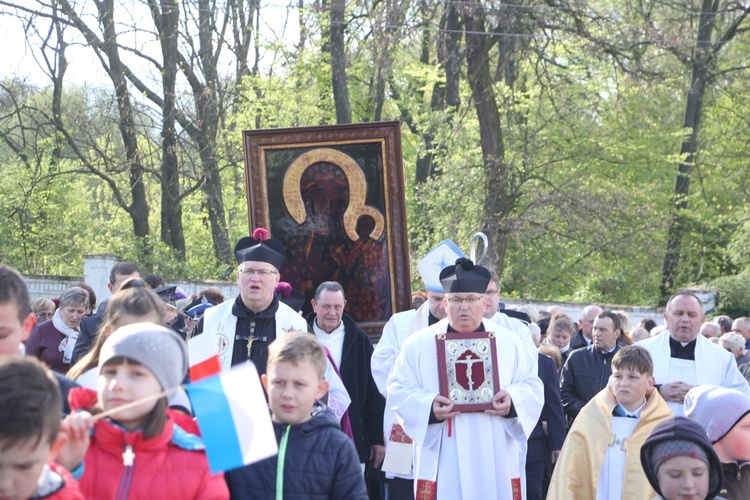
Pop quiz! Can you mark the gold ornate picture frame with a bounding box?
[242,121,411,338]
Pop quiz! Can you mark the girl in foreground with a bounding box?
[60,322,228,499]
[67,277,192,415]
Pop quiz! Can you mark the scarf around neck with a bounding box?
[52,308,79,364]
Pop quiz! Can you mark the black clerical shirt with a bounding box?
[229,295,281,375]
[669,336,697,360]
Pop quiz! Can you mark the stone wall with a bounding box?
[23,255,717,327]
[24,254,236,309]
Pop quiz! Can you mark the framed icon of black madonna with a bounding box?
[242,121,411,339]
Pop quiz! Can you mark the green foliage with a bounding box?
[2,0,750,309]
[710,272,750,318]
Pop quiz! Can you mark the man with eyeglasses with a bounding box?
[372,240,457,499]
[193,229,307,376]
[387,258,543,499]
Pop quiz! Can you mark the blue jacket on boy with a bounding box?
[225,402,367,499]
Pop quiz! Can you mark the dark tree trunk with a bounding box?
[50,9,67,168]
[415,2,462,184]
[95,0,151,250]
[330,0,351,123]
[192,0,232,265]
[464,3,511,274]
[443,2,462,108]
[659,0,717,303]
[153,0,186,258]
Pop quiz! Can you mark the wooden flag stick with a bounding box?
[92,386,180,421]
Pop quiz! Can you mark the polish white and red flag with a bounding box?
[187,331,221,382]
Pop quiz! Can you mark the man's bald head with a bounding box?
[732,317,750,340]
[579,305,603,340]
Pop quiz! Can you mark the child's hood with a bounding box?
[640,416,723,498]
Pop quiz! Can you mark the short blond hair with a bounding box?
[538,344,562,371]
[267,331,326,380]
[30,297,55,314]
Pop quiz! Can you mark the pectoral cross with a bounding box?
[235,320,267,358]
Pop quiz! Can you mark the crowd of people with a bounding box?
[2,230,750,499]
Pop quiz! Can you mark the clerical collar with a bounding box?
[669,336,696,360]
[447,322,485,333]
[428,311,440,326]
[313,318,344,336]
[232,294,279,319]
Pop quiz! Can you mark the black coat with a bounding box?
[306,312,385,463]
[529,354,566,449]
[70,300,108,365]
[720,461,750,500]
[560,344,621,422]
[225,404,368,500]
[52,372,78,416]
[568,329,589,351]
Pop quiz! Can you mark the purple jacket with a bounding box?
[25,320,74,374]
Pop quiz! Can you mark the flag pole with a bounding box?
[92,386,180,421]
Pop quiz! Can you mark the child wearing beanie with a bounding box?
[641,416,724,500]
[685,385,750,499]
[58,322,229,499]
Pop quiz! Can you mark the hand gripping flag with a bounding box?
[186,362,277,473]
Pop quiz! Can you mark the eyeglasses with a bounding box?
[35,311,54,321]
[239,268,279,277]
[446,296,483,305]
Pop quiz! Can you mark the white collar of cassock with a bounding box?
[313,318,345,337]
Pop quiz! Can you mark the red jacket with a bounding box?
[38,462,84,500]
[71,390,228,499]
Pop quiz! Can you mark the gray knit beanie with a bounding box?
[684,384,750,443]
[99,322,188,391]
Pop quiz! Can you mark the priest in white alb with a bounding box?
[387,258,543,499]
[636,291,750,416]
[371,239,462,498]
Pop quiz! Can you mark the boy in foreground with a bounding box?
[549,346,673,499]
[0,357,83,499]
[0,264,77,414]
[224,331,367,499]
[640,416,723,500]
